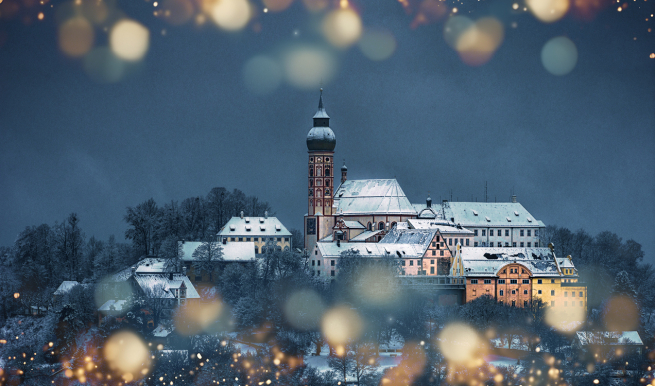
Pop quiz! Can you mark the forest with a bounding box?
[0,188,653,386]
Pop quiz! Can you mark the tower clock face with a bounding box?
[307,218,316,235]
[316,157,322,163]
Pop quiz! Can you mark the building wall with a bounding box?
[422,231,452,275]
[466,277,496,302]
[495,263,533,307]
[219,236,291,254]
[308,152,335,217]
[468,226,544,247]
[532,276,587,314]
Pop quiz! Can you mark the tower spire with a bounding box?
[318,88,324,109]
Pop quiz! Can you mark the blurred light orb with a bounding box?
[263,0,293,12]
[355,266,399,306]
[455,17,504,66]
[322,8,362,48]
[104,331,151,379]
[321,306,363,345]
[162,0,195,25]
[541,36,577,75]
[80,0,110,25]
[358,29,396,61]
[603,295,639,331]
[302,0,328,12]
[95,276,133,311]
[174,300,223,336]
[526,0,570,22]
[283,289,325,330]
[545,301,586,331]
[284,47,336,89]
[443,15,474,50]
[438,323,481,363]
[207,0,252,31]
[59,17,95,58]
[243,55,282,95]
[13,293,19,299]
[110,19,150,61]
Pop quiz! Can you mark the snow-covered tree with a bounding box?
[192,239,223,281]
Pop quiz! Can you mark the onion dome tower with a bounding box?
[305,89,335,250]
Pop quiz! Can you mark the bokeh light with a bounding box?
[263,0,294,12]
[603,295,639,331]
[206,0,252,31]
[321,306,363,346]
[284,46,336,89]
[58,17,95,58]
[444,16,475,50]
[322,8,362,48]
[110,19,150,61]
[174,299,224,335]
[301,0,328,12]
[80,0,110,25]
[541,36,578,75]
[103,331,152,381]
[545,302,586,332]
[438,323,483,364]
[243,55,283,95]
[283,289,325,330]
[410,0,448,29]
[161,0,195,25]
[95,276,133,311]
[455,17,504,66]
[358,28,397,61]
[354,265,400,306]
[527,0,570,22]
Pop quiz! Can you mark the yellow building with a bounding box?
[531,254,587,318]
[218,212,292,254]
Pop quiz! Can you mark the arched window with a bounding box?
[325,167,330,176]
[326,180,330,186]
[316,168,322,177]
[367,222,372,231]
[309,179,314,187]
[309,168,314,177]
[378,222,385,230]
[325,188,330,196]
[309,189,313,197]
[390,221,397,229]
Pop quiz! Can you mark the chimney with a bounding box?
[182,265,187,275]
[240,210,244,219]
[337,239,341,247]
[169,272,173,281]
[426,194,432,208]
[264,210,268,219]
[511,195,517,203]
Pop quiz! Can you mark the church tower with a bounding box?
[304,89,336,251]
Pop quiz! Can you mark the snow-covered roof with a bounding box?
[350,230,383,241]
[406,219,473,234]
[333,179,417,215]
[54,281,79,295]
[108,257,162,282]
[339,221,365,229]
[379,228,436,250]
[98,299,129,312]
[460,247,561,277]
[317,242,424,259]
[133,274,200,299]
[153,324,175,337]
[575,331,643,346]
[218,216,291,237]
[443,202,545,228]
[557,257,576,269]
[136,261,167,274]
[180,241,256,262]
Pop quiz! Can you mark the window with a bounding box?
[520,242,524,247]
[430,267,434,274]
[505,229,509,236]
[537,279,542,284]
[579,301,583,306]
[238,237,243,241]
[474,230,478,236]
[410,260,414,266]
[466,239,469,246]
[331,271,335,277]
[511,290,516,294]
[432,250,436,256]
[285,237,289,242]
[325,167,330,176]
[520,230,524,237]
[471,279,478,284]
[255,247,259,254]
[524,301,528,307]
[551,301,555,306]
[440,250,444,256]
[535,242,539,247]
[535,230,539,237]
[498,279,505,284]
[367,222,372,231]
[490,242,494,247]
[579,291,583,297]
[512,300,516,307]
[246,237,251,241]
[551,290,555,295]
[331,260,335,266]
[527,242,531,247]
[316,271,320,276]
[527,230,531,236]
[231,237,235,241]
[317,261,321,266]
[564,301,567,306]
[482,230,486,236]
[449,238,452,246]
[499,290,504,296]
[551,279,555,283]
[312,260,315,266]
[490,230,494,236]
[484,279,491,284]
[512,242,516,247]
[523,279,529,284]
[564,292,568,297]
[524,289,528,295]
[538,290,542,294]
[402,261,406,266]
[431,242,436,247]
[315,250,318,255]
[378,222,384,230]
[474,242,478,247]
[572,291,575,297]
[510,279,517,284]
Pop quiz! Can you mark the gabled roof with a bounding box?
[338,221,365,229]
[575,331,643,346]
[379,228,436,251]
[460,247,561,276]
[316,242,424,259]
[108,257,162,282]
[333,179,417,215]
[179,241,256,262]
[218,216,291,237]
[132,274,200,299]
[443,202,545,227]
[54,281,80,295]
